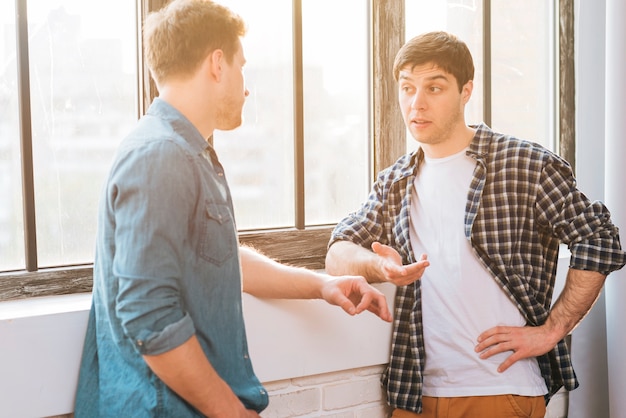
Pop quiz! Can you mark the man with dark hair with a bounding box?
[326,31,625,418]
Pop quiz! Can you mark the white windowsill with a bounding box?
[0,283,396,417]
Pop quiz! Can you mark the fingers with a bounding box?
[475,337,518,373]
[328,278,393,322]
[496,353,520,373]
[326,279,370,316]
[475,325,552,373]
[375,242,429,278]
[351,280,393,321]
[475,326,515,357]
[355,292,393,322]
[371,242,429,286]
[382,261,429,286]
[373,304,393,322]
[475,326,506,352]
[335,293,358,316]
[339,291,392,321]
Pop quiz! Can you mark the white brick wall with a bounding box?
[261,365,392,417]
[45,365,568,418]
[260,365,569,418]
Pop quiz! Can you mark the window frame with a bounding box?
[0,0,574,301]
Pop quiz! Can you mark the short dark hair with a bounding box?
[393,31,474,92]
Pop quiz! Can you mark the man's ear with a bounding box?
[206,49,224,82]
[461,79,473,104]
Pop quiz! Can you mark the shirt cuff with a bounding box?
[133,312,196,356]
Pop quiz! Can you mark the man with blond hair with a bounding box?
[74,1,391,417]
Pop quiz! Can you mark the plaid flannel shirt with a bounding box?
[329,123,626,413]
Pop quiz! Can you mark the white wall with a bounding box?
[603,0,626,416]
[570,1,610,417]
[0,284,395,418]
[572,1,626,417]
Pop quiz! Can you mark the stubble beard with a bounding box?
[410,106,464,146]
[216,98,244,132]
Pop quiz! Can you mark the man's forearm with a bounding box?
[143,335,248,417]
[240,245,326,299]
[543,268,606,342]
[325,241,385,283]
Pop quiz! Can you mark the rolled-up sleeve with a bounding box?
[537,157,626,275]
[109,139,198,355]
[329,175,387,250]
[568,216,626,275]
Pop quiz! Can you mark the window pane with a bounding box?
[405,0,484,151]
[302,0,370,225]
[0,0,25,271]
[491,0,555,149]
[214,0,295,230]
[27,1,137,267]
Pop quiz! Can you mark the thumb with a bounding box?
[371,242,406,278]
[372,242,396,258]
[371,241,386,255]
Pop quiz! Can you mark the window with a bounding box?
[490,0,556,149]
[0,1,571,301]
[0,1,22,272]
[0,0,137,273]
[405,0,484,132]
[215,0,370,229]
[405,0,557,150]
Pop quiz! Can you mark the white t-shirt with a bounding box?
[409,148,547,397]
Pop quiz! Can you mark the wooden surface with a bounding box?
[0,227,333,302]
[559,0,576,173]
[372,0,407,175]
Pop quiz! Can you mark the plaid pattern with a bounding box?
[329,123,626,413]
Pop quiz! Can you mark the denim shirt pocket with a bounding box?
[198,201,236,266]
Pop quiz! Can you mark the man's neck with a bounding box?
[421,126,476,159]
[158,83,215,141]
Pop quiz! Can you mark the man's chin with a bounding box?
[409,133,428,144]
[217,119,243,132]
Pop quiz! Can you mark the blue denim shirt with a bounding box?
[75,98,268,417]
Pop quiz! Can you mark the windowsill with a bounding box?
[0,227,333,302]
[0,292,91,320]
[0,283,396,417]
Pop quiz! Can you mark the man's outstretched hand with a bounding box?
[372,242,429,286]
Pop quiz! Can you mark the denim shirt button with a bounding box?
[243,353,249,359]
[137,340,143,346]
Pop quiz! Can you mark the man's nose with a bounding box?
[411,90,426,110]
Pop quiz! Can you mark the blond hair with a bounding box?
[143,0,246,84]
